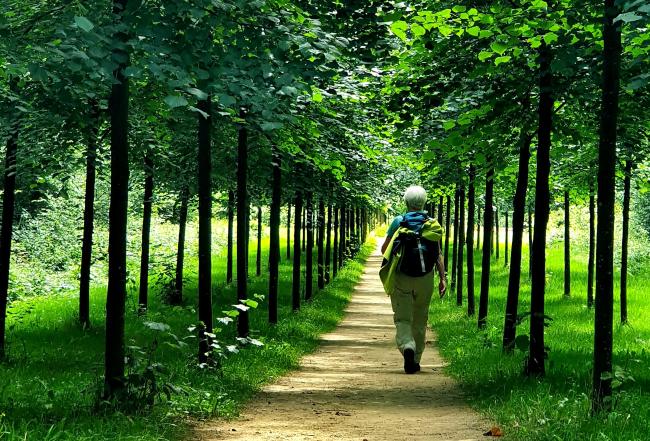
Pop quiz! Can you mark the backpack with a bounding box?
[392,212,440,277]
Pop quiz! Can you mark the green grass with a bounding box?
[429,238,650,441]
[0,234,375,441]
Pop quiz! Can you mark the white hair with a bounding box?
[404,185,427,211]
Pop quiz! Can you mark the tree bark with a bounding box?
[317,200,325,289]
[527,43,553,377]
[456,187,465,307]
[197,96,213,365]
[171,187,188,305]
[478,165,494,329]
[302,206,306,252]
[503,132,532,352]
[80,104,99,328]
[268,150,281,324]
[305,194,314,301]
[467,166,476,316]
[236,115,249,338]
[339,205,346,268]
[256,206,262,277]
[476,206,481,251]
[333,206,339,278]
[286,202,291,260]
[325,204,332,284]
[227,190,234,284]
[438,196,444,225]
[451,187,460,289]
[564,190,571,297]
[292,192,303,311]
[104,1,130,397]
[138,152,154,314]
[592,0,622,412]
[588,179,596,309]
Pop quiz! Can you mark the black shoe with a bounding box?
[403,348,417,374]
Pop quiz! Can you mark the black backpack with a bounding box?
[392,212,440,277]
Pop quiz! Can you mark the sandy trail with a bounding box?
[195,246,489,441]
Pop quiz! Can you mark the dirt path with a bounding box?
[195,246,489,441]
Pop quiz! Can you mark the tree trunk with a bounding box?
[305,194,314,301]
[438,196,444,225]
[456,186,465,307]
[505,211,509,267]
[171,187,188,305]
[292,192,303,311]
[451,187,460,289]
[286,202,291,260]
[588,179,596,309]
[339,205,346,268]
[528,206,533,278]
[317,200,325,289]
[620,160,632,323]
[325,204,332,284]
[478,165,494,329]
[256,206,262,277]
[302,206,306,252]
[592,0,622,411]
[527,43,553,377]
[564,190,571,297]
[236,115,249,338]
[0,97,19,361]
[227,190,234,284]
[333,206,339,278]
[444,195,451,272]
[104,2,130,397]
[466,166,476,316]
[80,104,99,328]
[138,152,154,314]
[197,95,213,365]
[503,132,532,352]
[476,206,481,251]
[268,149,281,324]
[495,206,500,260]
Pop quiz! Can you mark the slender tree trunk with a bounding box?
[305,194,314,301]
[0,95,19,361]
[256,206,262,277]
[227,190,234,284]
[592,0,622,411]
[438,196,444,225]
[456,187,465,307]
[444,195,451,271]
[171,187,188,305]
[333,207,339,277]
[478,165,494,329]
[467,166,476,316]
[317,200,325,289]
[620,160,632,323]
[104,2,130,396]
[286,202,291,260]
[503,132,532,352]
[197,95,213,365]
[564,190,571,297]
[588,179,596,309]
[476,206,481,251]
[527,43,553,377]
[268,150,281,324]
[495,206,500,260]
[80,104,99,328]
[339,206,346,268]
[451,187,460,289]
[292,192,303,311]
[138,152,154,314]
[505,211,509,267]
[325,204,332,284]
[236,115,249,338]
[528,206,533,278]
[302,206,306,252]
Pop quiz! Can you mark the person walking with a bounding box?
[380,185,447,374]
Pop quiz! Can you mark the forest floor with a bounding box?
[194,245,489,441]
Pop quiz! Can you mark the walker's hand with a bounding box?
[439,278,447,298]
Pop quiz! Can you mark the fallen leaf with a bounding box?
[483,426,503,437]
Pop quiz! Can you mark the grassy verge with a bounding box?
[0,236,375,441]
[428,241,650,441]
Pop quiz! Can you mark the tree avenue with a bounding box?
[0,0,649,440]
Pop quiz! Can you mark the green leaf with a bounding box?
[74,16,95,32]
[466,26,481,37]
[164,95,188,108]
[615,12,643,23]
[186,87,208,100]
[218,94,236,107]
[543,32,558,45]
[411,23,426,37]
[490,41,509,55]
[260,122,284,131]
[494,56,512,66]
[443,120,456,130]
[390,21,409,42]
[478,51,494,61]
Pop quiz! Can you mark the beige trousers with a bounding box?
[389,271,434,363]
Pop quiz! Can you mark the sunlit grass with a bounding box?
[0,230,374,441]
[429,237,650,441]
